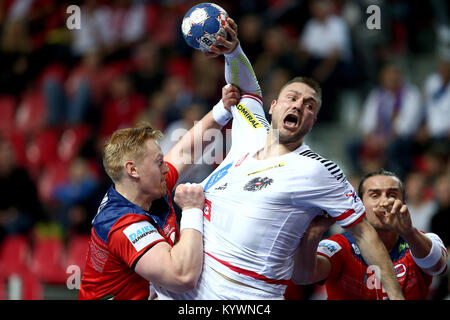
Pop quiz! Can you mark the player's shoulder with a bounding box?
[318,234,350,258]
[294,146,347,183]
[93,186,150,242]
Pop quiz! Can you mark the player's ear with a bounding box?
[269,100,277,115]
[125,160,138,178]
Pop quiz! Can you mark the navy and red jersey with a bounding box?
[317,232,440,300]
[78,162,179,300]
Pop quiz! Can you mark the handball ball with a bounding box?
[181,3,229,52]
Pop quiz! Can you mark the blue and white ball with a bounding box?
[181,3,229,52]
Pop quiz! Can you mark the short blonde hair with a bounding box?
[103,122,162,183]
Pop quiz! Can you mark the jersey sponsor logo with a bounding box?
[236,103,262,129]
[394,263,407,278]
[246,163,284,176]
[214,183,228,191]
[317,240,342,257]
[123,221,162,252]
[299,150,347,183]
[243,177,273,191]
[204,163,232,191]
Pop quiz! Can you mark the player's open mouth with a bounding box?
[283,113,299,130]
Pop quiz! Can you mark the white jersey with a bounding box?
[156,93,366,299]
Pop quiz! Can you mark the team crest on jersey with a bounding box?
[243,177,273,191]
[394,264,407,278]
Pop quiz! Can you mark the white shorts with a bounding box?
[155,263,285,300]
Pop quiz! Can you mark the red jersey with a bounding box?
[78,162,179,300]
[317,232,444,300]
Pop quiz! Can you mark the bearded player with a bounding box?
[154,18,404,300]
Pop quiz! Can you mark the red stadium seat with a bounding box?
[19,271,43,300]
[29,237,67,284]
[0,275,5,299]
[0,95,16,134]
[66,235,90,274]
[26,128,61,167]
[1,271,43,300]
[15,90,47,135]
[57,124,92,162]
[37,161,69,204]
[2,129,27,169]
[0,235,31,278]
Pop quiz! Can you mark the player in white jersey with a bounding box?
[156,18,405,300]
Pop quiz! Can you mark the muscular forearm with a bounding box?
[164,111,221,176]
[350,220,404,300]
[169,229,203,291]
[292,231,330,285]
[401,228,448,275]
[401,227,432,258]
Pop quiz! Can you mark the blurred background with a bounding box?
[0,0,448,300]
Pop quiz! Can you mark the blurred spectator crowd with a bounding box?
[0,0,448,299]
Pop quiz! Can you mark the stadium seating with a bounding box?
[57,124,92,162]
[66,234,90,274]
[29,237,68,285]
[0,235,30,277]
[0,95,16,135]
[15,90,47,135]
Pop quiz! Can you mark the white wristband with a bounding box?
[411,237,442,269]
[180,208,204,234]
[212,99,232,126]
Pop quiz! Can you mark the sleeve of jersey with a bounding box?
[224,95,269,158]
[292,162,366,228]
[224,43,261,96]
[316,234,347,284]
[108,215,166,269]
[164,161,179,192]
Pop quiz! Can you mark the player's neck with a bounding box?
[376,229,399,252]
[115,182,152,212]
[257,131,303,159]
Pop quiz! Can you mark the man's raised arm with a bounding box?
[210,18,261,97]
[163,85,240,177]
[348,218,405,300]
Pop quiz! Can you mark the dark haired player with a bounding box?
[291,169,447,299]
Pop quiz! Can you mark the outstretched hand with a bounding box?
[374,198,413,236]
[204,17,239,58]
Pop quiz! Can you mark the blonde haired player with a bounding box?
[79,84,240,299]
